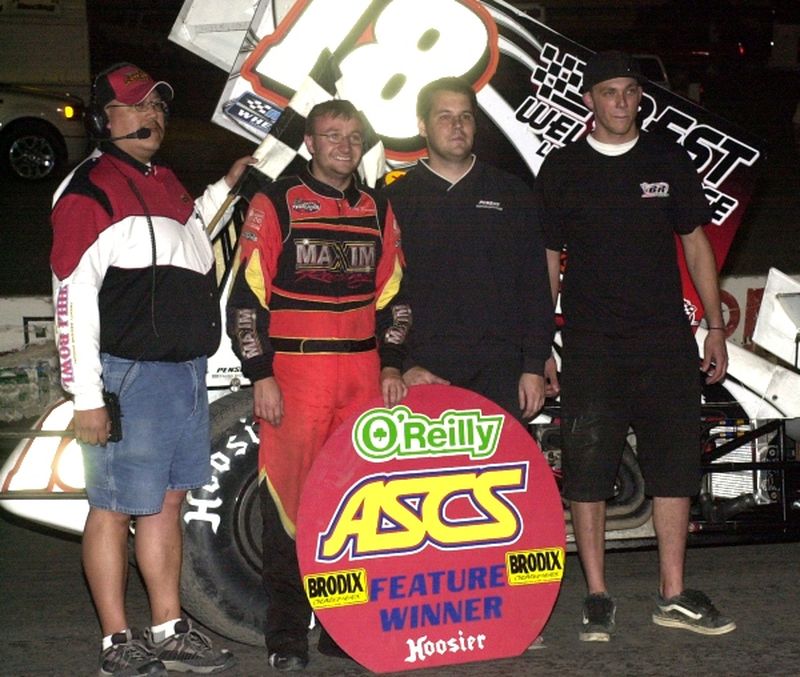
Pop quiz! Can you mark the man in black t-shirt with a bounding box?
[535,51,735,642]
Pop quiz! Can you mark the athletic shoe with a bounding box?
[652,589,736,635]
[268,651,309,671]
[98,629,167,676]
[144,619,235,673]
[526,634,546,650]
[579,592,616,642]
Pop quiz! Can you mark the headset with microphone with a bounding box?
[86,63,167,141]
[107,128,152,142]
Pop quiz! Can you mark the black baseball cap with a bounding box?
[581,51,646,93]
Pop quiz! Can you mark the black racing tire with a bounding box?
[0,120,65,181]
[180,389,265,646]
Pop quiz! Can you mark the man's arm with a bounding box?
[374,201,412,405]
[226,193,285,419]
[546,249,562,306]
[542,248,563,397]
[51,190,114,444]
[194,156,256,238]
[680,226,728,383]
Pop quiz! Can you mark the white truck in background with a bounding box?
[0,0,90,179]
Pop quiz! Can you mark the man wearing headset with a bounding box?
[51,63,250,676]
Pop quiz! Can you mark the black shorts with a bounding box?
[559,330,702,501]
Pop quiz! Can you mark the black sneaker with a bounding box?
[579,592,616,642]
[144,619,236,673]
[268,651,309,671]
[652,589,736,635]
[98,629,167,676]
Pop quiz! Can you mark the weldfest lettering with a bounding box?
[316,463,527,562]
[519,42,759,227]
[303,568,369,609]
[506,547,565,585]
[352,406,504,462]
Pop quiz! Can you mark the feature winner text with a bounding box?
[373,565,503,664]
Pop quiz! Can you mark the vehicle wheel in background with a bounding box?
[0,120,65,181]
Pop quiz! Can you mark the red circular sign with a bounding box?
[296,384,566,673]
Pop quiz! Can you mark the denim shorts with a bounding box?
[81,354,211,515]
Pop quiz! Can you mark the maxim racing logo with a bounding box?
[295,239,376,273]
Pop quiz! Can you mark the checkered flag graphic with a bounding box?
[250,48,386,187]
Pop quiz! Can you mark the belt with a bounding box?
[270,337,377,354]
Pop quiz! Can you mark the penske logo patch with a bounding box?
[505,547,565,585]
[304,568,369,609]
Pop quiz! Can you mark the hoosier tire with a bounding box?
[180,389,265,646]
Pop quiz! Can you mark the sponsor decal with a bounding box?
[291,198,321,213]
[222,92,282,136]
[475,199,502,211]
[243,207,265,232]
[294,239,376,273]
[55,286,73,387]
[506,547,565,585]
[296,385,565,672]
[640,181,670,198]
[352,406,503,462]
[304,567,369,609]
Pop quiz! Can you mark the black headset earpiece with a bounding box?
[85,106,109,139]
[86,62,131,140]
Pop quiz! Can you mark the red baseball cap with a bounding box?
[94,62,174,108]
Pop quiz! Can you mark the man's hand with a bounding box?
[402,366,450,387]
[518,372,545,420]
[253,377,284,426]
[224,155,257,189]
[544,355,560,398]
[702,330,728,384]
[380,367,407,407]
[73,407,111,446]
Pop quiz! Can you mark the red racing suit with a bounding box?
[226,166,409,534]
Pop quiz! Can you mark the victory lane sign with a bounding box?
[296,384,566,672]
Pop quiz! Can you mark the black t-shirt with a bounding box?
[535,133,713,340]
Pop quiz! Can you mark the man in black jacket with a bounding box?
[386,76,554,421]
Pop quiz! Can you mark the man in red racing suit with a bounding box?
[226,100,409,670]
